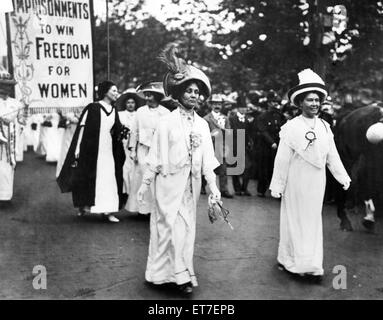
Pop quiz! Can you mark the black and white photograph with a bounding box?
[0,0,383,308]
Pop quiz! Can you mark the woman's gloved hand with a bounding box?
[137,183,150,203]
[271,191,282,198]
[209,183,221,202]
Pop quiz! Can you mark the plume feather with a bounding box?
[158,42,186,74]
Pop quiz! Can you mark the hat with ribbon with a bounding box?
[159,42,211,99]
[288,69,328,107]
[209,93,225,103]
[136,81,165,100]
[115,88,145,110]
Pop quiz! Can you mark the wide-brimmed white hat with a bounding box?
[209,93,225,103]
[288,69,328,107]
[136,81,165,99]
[115,88,145,110]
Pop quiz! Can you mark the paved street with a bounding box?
[0,150,382,300]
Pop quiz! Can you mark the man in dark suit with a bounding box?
[256,90,286,197]
[229,97,253,196]
[203,94,233,198]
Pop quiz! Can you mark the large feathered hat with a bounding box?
[158,42,211,99]
[288,69,328,107]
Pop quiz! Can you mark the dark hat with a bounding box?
[136,81,165,100]
[115,88,145,110]
[287,69,328,107]
[97,80,116,99]
[0,68,17,86]
[159,43,211,99]
[267,90,281,103]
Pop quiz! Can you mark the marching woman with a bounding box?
[127,82,170,217]
[115,88,143,196]
[138,43,221,294]
[0,73,25,201]
[57,80,127,223]
[45,112,61,162]
[270,69,351,282]
[36,113,49,156]
[56,111,80,178]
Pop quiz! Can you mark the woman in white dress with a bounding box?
[36,113,49,156]
[0,75,24,201]
[127,82,170,216]
[57,81,127,223]
[270,69,351,282]
[45,112,61,162]
[137,43,221,294]
[115,89,143,195]
[56,111,80,178]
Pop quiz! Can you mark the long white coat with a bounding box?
[0,97,23,200]
[270,115,350,275]
[127,105,170,214]
[145,108,219,286]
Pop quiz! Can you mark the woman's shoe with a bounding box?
[105,214,119,223]
[243,190,252,196]
[178,282,193,294]
[77,211,84,217]
[77,206,90,217]
[304,273,323,284]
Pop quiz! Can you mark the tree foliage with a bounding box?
[212,0,383,97]
[92,0,383,99]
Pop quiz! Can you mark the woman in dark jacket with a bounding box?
[57,81,127,222]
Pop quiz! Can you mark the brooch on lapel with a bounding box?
[304,131,316,150]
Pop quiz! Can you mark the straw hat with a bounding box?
[136,81,165,100]
[115,88,145,110]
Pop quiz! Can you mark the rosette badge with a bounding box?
[304,131,317,150]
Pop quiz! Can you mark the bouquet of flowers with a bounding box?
[190,131,202,150]
[118,125,130,141]
[208,194,234,230]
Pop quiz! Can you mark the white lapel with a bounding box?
[175,108,191,152]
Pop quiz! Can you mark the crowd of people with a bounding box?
[1,43,382,296]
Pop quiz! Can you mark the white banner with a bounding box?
[0,0,14,13]
[9,0,93,110]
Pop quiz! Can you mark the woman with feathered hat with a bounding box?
[127,82,170,216]
[269,69,351,282]
[137,43,221,294]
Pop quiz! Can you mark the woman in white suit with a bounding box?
[138,43,221,294]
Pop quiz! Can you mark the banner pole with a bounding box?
[89,0,96,100]
[5,12,15,98]
[106,0,110,80]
